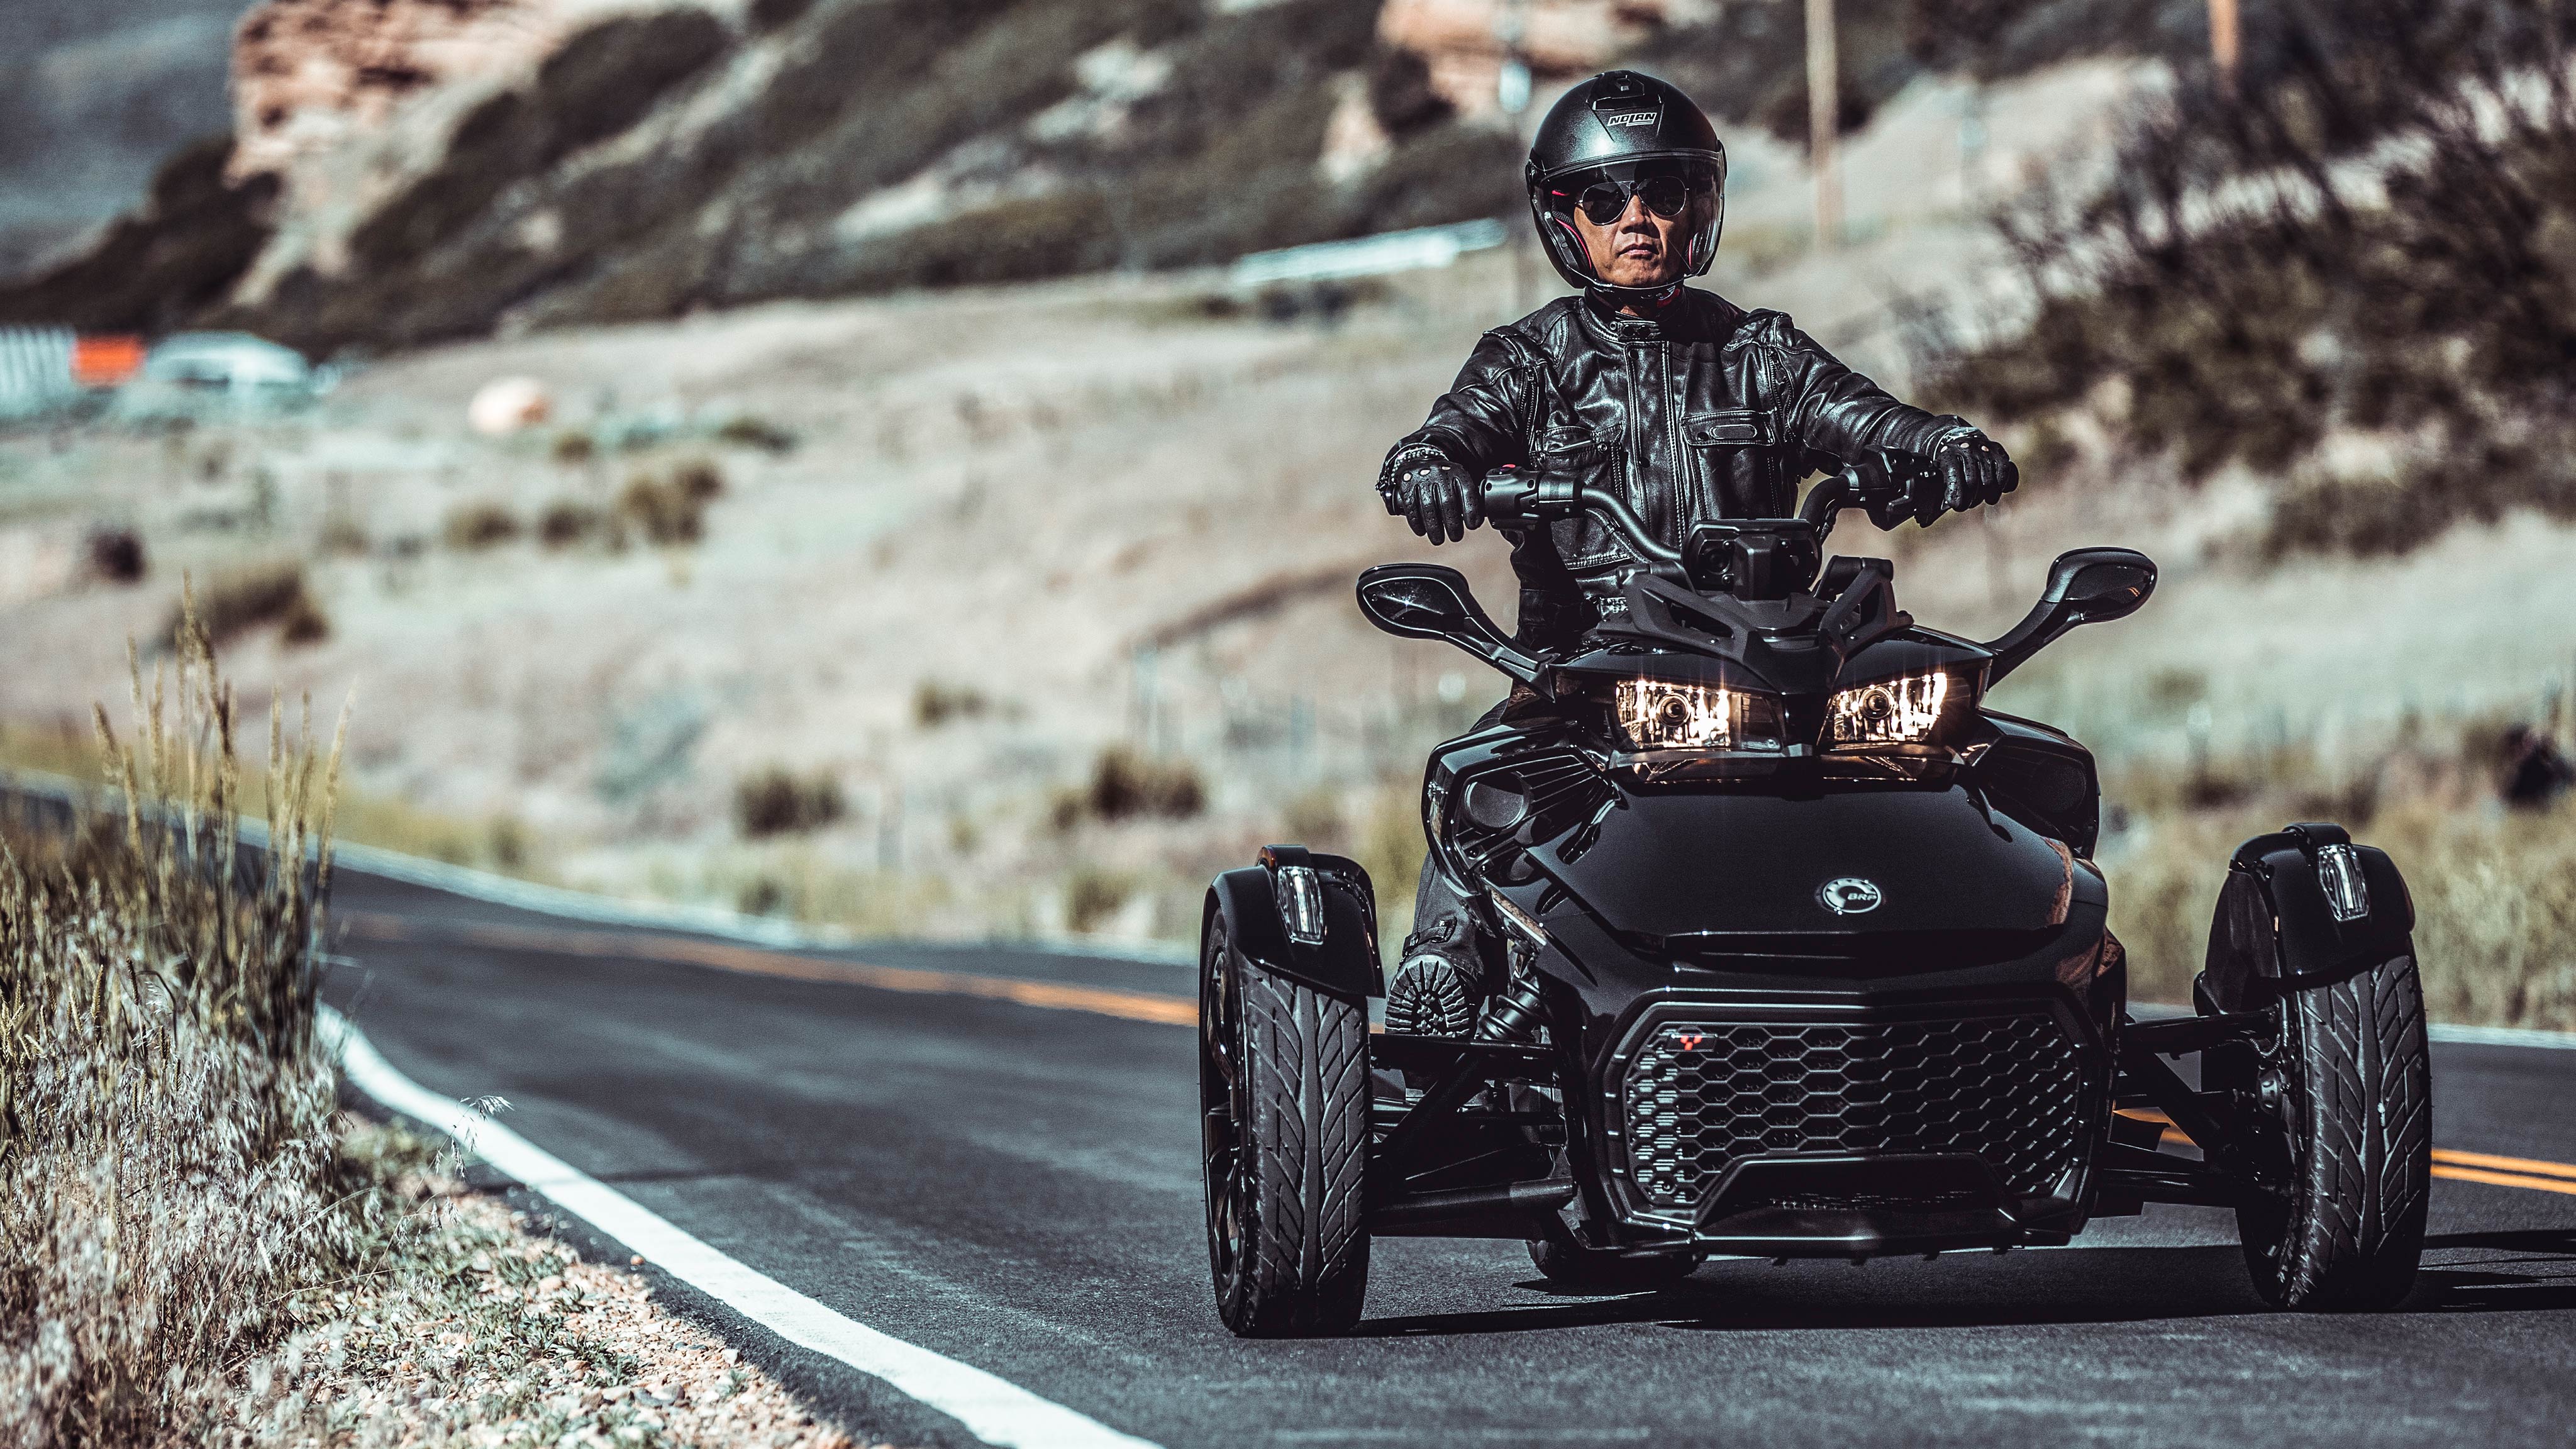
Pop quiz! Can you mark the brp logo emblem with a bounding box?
[1818,878,1883,915]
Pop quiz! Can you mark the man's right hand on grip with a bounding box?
[1384,452,1484,545]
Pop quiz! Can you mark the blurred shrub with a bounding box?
[536,497,613,549]
[913,680,991,728]
[717,415,797,453]
[619,458,723,545]
[1283,787,1345,848]
[734,765,845,838]
[82,527,146,584]
[1067,865,1136,934]
[551,430,597,464]
[1087,746,1204,821]
[443,500,523,550]
[175,563,329,648]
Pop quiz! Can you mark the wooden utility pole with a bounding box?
[1806,0,1841,248]
[2209,0,2241,96]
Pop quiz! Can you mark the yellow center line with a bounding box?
[345,912,2576,1197]
[2430,1147,2576,1181]
[2121,1116,2576,1198]
[337,911,1197,1027]
[2432,1164,2576,1197]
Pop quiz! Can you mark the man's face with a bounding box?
[1570,183,1688,291]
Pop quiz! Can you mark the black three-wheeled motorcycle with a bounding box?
[1197,455,2430,1336]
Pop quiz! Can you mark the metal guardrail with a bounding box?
[0,327,76,419]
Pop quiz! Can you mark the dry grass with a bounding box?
[0,723,547,885]
[1,604,348,1444]
[169,565,330,650]
[2101,736,2576,1028]
[0,611,874,1446]
[441,501,524,552]
[733,766,845,840]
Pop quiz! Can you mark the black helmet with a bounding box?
[1524,70,1727,303]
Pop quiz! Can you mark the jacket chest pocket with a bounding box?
[1533,425,1631,572]
[1682,408,1781,519]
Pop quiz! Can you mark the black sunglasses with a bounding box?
[1557,172,1697,226]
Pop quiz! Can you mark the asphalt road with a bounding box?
[323,865,2576,1449]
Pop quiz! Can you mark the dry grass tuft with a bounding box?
[1,601,348,1445]
[1082,747,1203,823]
[2103,735,2576,1029]
[174,565,331,650]
[442,501,524,552]
[619,459,725,547]
[733,766,845,840]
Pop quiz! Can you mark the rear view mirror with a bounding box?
[2045,548,2156,625]
[1983,548,2157,684]
[1355,564,1545,689]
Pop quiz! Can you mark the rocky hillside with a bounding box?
[1,0,2208,354]
[0,0,255,280]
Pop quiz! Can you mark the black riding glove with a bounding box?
[1384,451,1483,545]
[1926,431,2019,521]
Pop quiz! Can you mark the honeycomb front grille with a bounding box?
[1618,1014,2085,1214]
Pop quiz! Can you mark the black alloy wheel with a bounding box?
[1198,908,1371,1337]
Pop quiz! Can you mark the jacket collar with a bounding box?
[1576,286,1741,345]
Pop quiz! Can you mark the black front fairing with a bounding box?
[1542,786,2069,939]
[1423,712,2121,1251]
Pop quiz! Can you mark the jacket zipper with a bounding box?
[1662,341,1684,541]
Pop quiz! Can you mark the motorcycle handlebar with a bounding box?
[1479,448,1938,564]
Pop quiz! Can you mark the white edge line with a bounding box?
[320,1006,1164,1449]
[2426,1022,2576,1051]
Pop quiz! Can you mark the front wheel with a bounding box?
[2228,950,2433,1311]
[1201,908,1370,1336]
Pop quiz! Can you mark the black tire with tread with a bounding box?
[1201,909,1371,1336]
[2235,952,2433,1311]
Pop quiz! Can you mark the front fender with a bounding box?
[1206,848,1384,1002]
[2204,822,2415,1011]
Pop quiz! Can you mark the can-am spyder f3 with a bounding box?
[1197,453,2430,1336]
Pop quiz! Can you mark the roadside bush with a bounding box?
[618,459,723,545]
[717,415,797,453]
[536,497,613,549]
[0,604,349,1443]
[913,680,990,728]
[733,765,845,838]
[1085,746,1204,821]
[1067,865,1135,934]
[175,563,330,649]
[443,500,523,550]
[82,527,146,584]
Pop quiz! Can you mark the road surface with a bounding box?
[323,865,2576,1449]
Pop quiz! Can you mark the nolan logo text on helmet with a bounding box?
[1605,111,1657,128]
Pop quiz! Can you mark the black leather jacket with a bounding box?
[1381,287,1974,649]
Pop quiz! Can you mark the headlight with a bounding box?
[1613,677,1784,753]
[1828,670,1950,748]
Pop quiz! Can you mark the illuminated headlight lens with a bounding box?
[1614,677,1783,753]
[1828,671,1950,748]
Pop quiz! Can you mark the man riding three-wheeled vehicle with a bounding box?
[1197,71,2431,1336]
